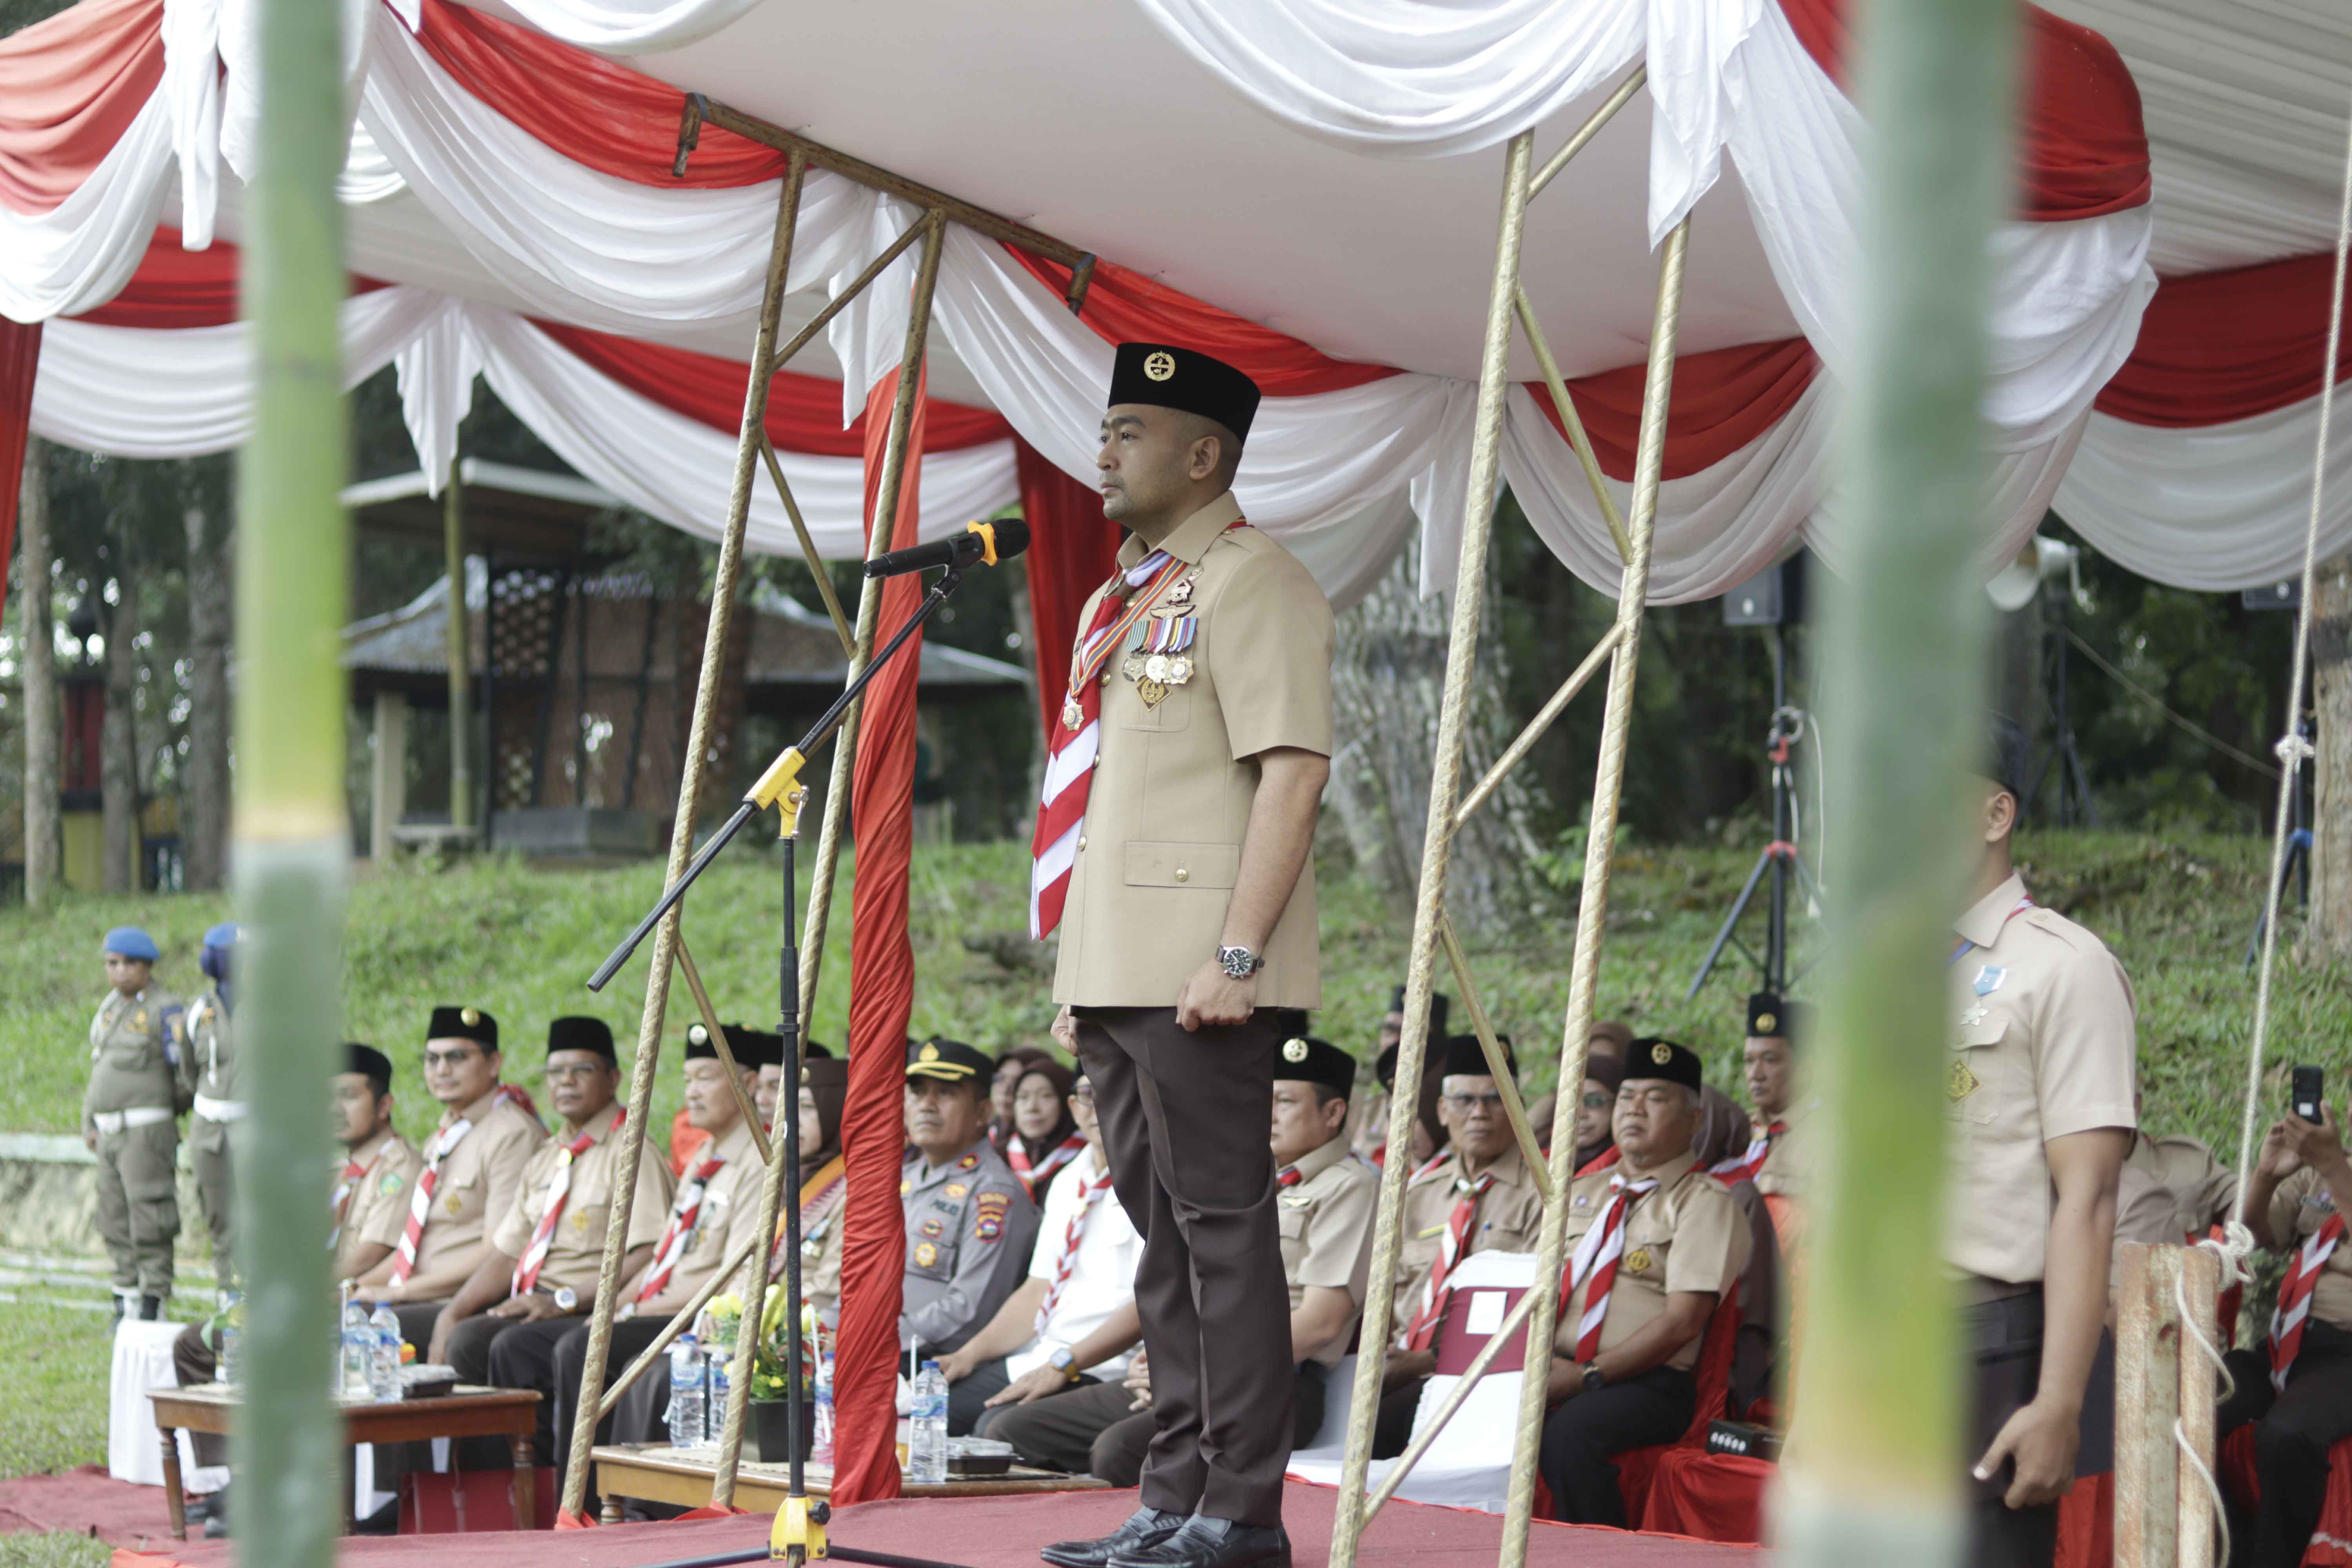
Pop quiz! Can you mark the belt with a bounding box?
[193,1094,249,1123]
[91,1107,174,1134]
[1962,1275,2039,1307]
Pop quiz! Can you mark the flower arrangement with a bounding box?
[698,1290,826,1404]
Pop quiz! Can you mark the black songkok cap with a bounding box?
[685,1021,780,1069]
[547,1015,617,1064]
[1440,1033,1515,1083]
[427,1005,497,1049]
[1982,712,2033,807]
[1625,1037,1705,1093]
[1274,1035,1356,1099]
[907,1036,993,1087]
[1746,992,1805,1043]
[1108,343,1261,443]
[803,1039,833,1060]
[345,1043,394,1096]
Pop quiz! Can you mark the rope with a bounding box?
[2062,628,2282,780]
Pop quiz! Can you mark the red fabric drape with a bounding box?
[1524,336,1820,483]
[67,226,240,328]
[1005,249,1397,398]
[1777,0,2149,221]
[830,368,927,1508]
[0,0,163,217]
[2096,253,2352,427]
[532,318,1011,454]
[0,319,42,635]
[1014,440,1119,747]
[410,0,782,189]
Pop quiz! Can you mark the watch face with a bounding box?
[553,1287,577,1312]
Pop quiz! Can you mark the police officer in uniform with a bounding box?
[1543,1040,1751,1523]
[1948,719,2136,1568]
[900,1040,1041,1383]
[85,927,185,1319]
[1041,343,1332,1568]
[179,922,242,1278]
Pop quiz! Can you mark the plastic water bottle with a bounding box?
[339,1302,375,1398]
[368,1305,403,1402]
[906,1361,948,1483]
[666,1335,706,1448]
[705,1352,731,1446]
[216,1294,242,1386]
[813,1352,835,1463]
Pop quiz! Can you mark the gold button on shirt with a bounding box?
[1051,492,1335,1011]
[1943,873,2138,1284]
[1555,1153,1750,1374]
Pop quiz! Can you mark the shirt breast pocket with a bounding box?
[1947,1017,2008,1126]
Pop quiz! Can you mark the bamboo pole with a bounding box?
[558,165,807,1521]
[1512,287,1630,563]
[709,211,949,1504]
[444,450,473,832]
[1529,67,1649,199]
[1329,131,1534,1568]
[758,434,857,655]
[232,0,348,1552]
[1365,1281,1543,1518]
[1436,914,1553,1205]
[771,219,928,376]
[1498,219,1686,1568]
[595,1228,763,1418]
[1776,0,2016,1556]
[1452,624,1621,833]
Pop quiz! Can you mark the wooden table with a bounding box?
[589,1443,1111,1522]
[149,1384,542,1539]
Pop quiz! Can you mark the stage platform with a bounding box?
[112,1479,1768,1568]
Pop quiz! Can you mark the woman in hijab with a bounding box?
[1572,1053,1627,1172]
[780,1056,852,1322]
[990,1045,1054,1152]
[1004,1057,1085,1203]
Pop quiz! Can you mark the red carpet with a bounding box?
[113,1480,1767,1568]
[0,1465,182,1552]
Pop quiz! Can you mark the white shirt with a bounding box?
[1005,1147,1143,1380]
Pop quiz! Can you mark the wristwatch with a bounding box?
[1216,944,1265,980]
[552,1286,579,1314]
[1048,1346,1081,1383]
[1581,1364,1607,1393]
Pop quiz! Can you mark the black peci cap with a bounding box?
[1982,712,2032,807]
[547,1015,617,1064]
[685,1022,781,1069]
[1274,1035,1356,1099]
[344,1043,394,1096]
[1746,993,1806,1044]
[1440,1033,1515,1082]
[427,1005,498,1049]
[1625,1037,1705,1093]
[907,1036,993,1087]
[1108,343,1261,443]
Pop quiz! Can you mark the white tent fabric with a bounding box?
[0,95,172,322]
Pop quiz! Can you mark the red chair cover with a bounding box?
[1613,1284,1744,1524]
[2222,1424,2352,1567]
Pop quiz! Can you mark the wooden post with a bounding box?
[2179,1245,2222,1568]
[2114,1243,2182,1568]
[444,453,472,833]
[370,691,408,862]
[19,435,59,907]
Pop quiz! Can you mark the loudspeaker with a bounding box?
[1723,556,1806,627]
[2243,579,2301,611]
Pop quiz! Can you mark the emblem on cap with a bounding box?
[1282,1038,1309,1063]
[461,1006,481,1027]
[1755,1012,1777,1034]
[920,1042,940,1062]
[1143,350,1176,381]
[1651,1041,1673,1065]
[688,1024,708,1045]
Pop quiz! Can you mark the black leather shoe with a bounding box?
[1110,1516,1290,1568]
[138,1293,165,1321]
[1041,1506,1189,1568]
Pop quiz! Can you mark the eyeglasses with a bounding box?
[1442,1092,1505,1112]
[423,1047,482,1070]
[1580,1092,1612,1111]
[1072,1085,1094,1104]
[545,1063,604,1082]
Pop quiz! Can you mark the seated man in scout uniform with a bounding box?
[179,923,242,1283]
[1357,990,1450,1169]
[1711,993,1802,1421]
[84,926,185,1321]
[348,1005,547,1352]
[936,1063,1141,1439]
[428,1017,674,1464]
[2220,1083,2352,1568]
[544,1021,779,1472]
[1542,1039,1750,1524]
[900,1039,1042,1370]
[1372,1033,1546,1458]
[2125,1090,2239,1244]
[1085,1034,1380,1486]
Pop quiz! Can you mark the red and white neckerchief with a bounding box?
[511,1110,621,1297]
[1277,1165,1305,1189]
[388,1113,476,1287]
[2269,1212,2344,1392]
[1711,1123,1787,1185]
[1404,1171,1495,1350]
[1035,1162,1116,1333]
[1027,522,1247,939]
[637,1150,724,1303]
[1011,1132,1087,1200]
[1561,1172,1662,1363]
[328,1154,370,1252]
[492,1080,545,1129]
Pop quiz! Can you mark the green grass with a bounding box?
[0,1298,113,1481]
[0,1535,111,1568]
[3,829,2341,1164]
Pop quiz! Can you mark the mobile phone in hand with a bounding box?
[2291,1065,2325,1124]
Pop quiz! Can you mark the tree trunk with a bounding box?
[183,503,234,890]
[1328,541,1552,934]
[2310,550,2352,958]
[18,439,59,906]
[100,564,143,892]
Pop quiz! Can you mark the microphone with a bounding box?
[864,518,1031,579]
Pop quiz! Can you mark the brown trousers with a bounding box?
[1074,1007,1294,1528]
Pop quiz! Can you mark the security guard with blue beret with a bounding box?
[84,926,185,1319]
[180,922,242,1279]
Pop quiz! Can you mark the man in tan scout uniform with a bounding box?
[177,922,242,1280]
[1037,342,1330,1568]
[1371,1034,1546,1458]
[350,1005,546,1350]
[1541,1039,1749,1523]
[2123,1089,2239,1243]
[1947,719,2136,1568]
[432,1017,670,1461]
[1078,1033,1379,1486]
[84,926,185,1320]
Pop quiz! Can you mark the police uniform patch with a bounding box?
[945,1183,968,1200]
[132,1010,147,1032]
[973,1191,1011,1241]
[956,1153,980,1172]
[1946,1058,1982,1104]
[920,1218,944,1239]
[975,1215,1003,1241]
[914,1241,938,1268]
[1624,1247,1653,1276]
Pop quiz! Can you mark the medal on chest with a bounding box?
[1957,965,2007,1031]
